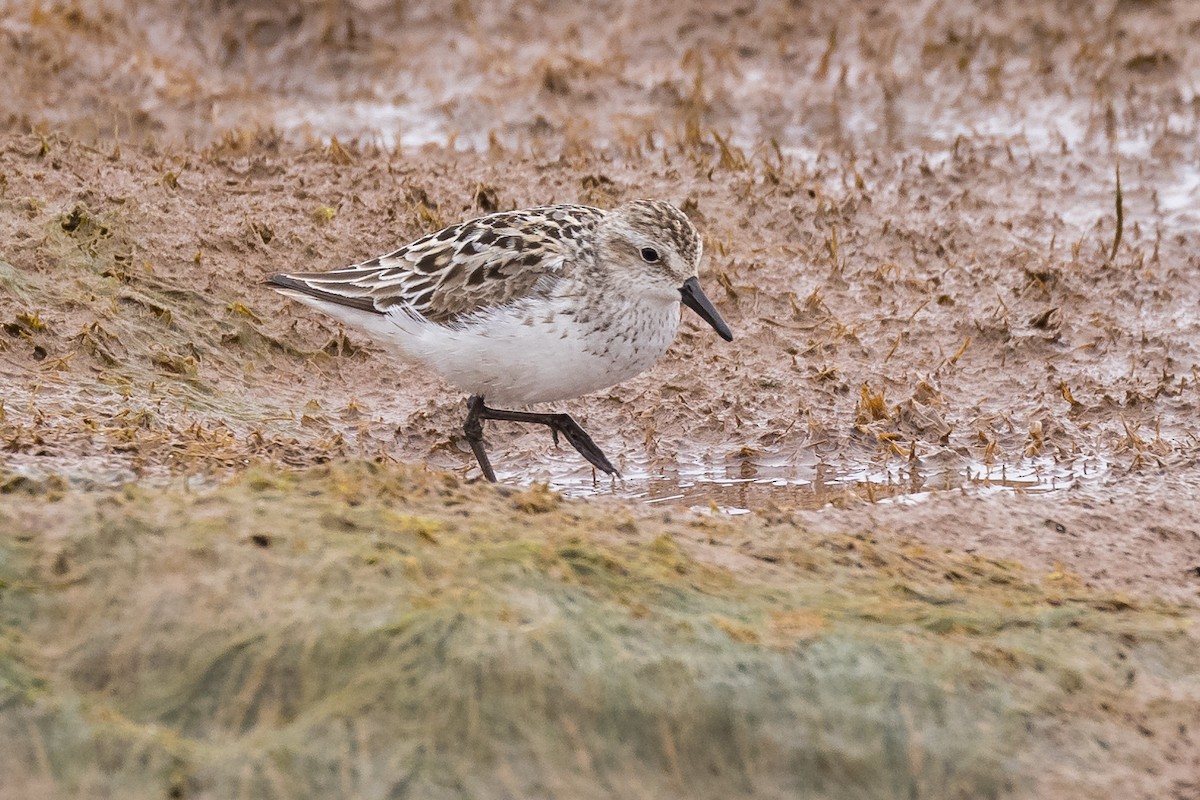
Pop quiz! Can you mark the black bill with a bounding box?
[679,276,733,341]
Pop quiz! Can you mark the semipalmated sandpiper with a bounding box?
[268,199,732,480]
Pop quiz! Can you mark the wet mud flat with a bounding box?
[3,0,1200,797]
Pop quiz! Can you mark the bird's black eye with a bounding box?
[640,247,660,263]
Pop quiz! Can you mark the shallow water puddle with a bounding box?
[547,454,1111,514]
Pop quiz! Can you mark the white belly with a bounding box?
[381,296,681,406]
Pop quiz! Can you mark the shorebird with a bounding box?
[268,199,732,480]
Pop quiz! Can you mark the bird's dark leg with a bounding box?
[463,395,497,482]
[462,396,620,480]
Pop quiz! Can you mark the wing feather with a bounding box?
[267,205,603,324]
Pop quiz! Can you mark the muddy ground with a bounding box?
[2,1,1199,798]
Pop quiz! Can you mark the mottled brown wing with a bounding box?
[268,205,604,324]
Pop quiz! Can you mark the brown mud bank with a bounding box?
[2,0,1199,513]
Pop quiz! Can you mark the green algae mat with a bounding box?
[1,462,1195,799]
